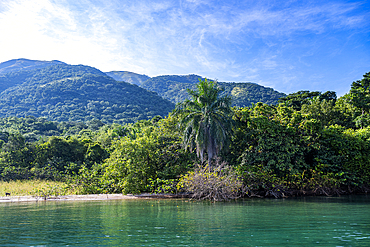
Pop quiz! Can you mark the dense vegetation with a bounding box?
[138,74,286,106]
[0,59,284,125]
[0,72,369,200]
[105,71,286,106]
[0,116,106,142]
[0,64,174,124]
[105,71,150,86]
[222,82,285,107]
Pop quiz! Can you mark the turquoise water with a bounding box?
[0,196,369,246]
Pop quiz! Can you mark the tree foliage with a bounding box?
[140,75,286,106]
[278,90,336,110]
[349,72,370,114]
[174,79,234,164]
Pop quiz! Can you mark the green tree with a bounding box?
[97,116,193,194]
[174,78,233,164]
[349,72,370,115]
[301,97,338,128]
[278,90,336,111]
[349,72,370,128]
[232,104,308,177]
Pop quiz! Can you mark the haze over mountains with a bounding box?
[0,59,286,124]
[0,59,66,74]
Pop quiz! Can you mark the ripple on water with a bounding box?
[0,196,369,246]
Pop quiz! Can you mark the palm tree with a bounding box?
[174,78,233,165]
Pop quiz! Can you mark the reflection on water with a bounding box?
[0,195,369,246]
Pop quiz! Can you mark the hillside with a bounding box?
[220,82,286,107]
[0,64,174,124]
[105,71,150,86]
[0,58,286,124]
[138,74,286,106]
[105,72,286,106]
[0,62,106,93]
[140,74,202,103]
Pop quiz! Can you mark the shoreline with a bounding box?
[0,193,182,203]
[1,190,368,203]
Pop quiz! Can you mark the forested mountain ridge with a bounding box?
[105,71,150,86]
[0,62,106,93]
[0,58,285,125]
[221,82,286,107]
[105,72,286,106]
[1,59,286,108]
[140,74,204,104]
[0,63,174,124]
[137,74,286,106]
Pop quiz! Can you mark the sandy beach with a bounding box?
[0,194,152,203]
[0,193,182,203]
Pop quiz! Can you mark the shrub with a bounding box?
[146,178,178,194]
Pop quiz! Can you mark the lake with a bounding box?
[0,195,369,246]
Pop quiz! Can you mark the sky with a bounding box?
[0,0,369,96]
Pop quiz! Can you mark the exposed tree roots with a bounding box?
[242,184,370,199]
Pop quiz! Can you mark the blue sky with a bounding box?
[0,0,369,96]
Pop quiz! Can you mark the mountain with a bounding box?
[105,72,286,106]
[0,58,65,75]
[105,71,150,86]
[140,74,203,103]
[0,63,107,95]
[0,63,174,124]
[220,82,286,107]
[0,58,286,124]
[138,74,286,106]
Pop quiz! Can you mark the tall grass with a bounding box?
[0,180,78,196]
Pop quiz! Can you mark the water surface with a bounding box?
[0,195,369,246]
